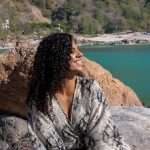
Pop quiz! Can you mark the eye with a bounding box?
[71,48,76,53]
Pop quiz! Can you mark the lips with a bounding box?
[73,59,83,67]
[75,59,81,62]
[74,57,83,63]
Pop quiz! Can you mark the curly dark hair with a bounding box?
[26,33,73,113]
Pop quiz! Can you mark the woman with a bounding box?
[26,33,130,150]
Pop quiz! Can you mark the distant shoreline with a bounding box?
[79,43,150,49]
[76,32,150,46]
[0,32,150,50]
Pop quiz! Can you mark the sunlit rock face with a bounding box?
[0,40,142,117]
[111,107,150,150]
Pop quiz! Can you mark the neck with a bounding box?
[57,75,76,96]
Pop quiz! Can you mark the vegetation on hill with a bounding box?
[0,0,150,37]
[48,0,150,34]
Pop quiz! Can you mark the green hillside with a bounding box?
[0,0,150,36]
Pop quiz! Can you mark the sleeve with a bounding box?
[0,116,46,150]
[84,80,131,150]
[7,133,37,150]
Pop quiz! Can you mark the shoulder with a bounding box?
[77,75,102,92]
[0,115,41,150]
[0,115,28,137]
[77,75,107,105]
[76,75,104,104]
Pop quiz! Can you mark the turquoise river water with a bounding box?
[81,44,150,107]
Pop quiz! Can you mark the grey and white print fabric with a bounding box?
[28,75,131,150]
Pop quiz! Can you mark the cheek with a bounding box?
[69,61,75,70]
[70,54,76,61]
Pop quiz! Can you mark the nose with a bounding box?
[77,50,83,58]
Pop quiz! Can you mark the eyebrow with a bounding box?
[73,38,77,44]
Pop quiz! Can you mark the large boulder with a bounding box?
[0,40,142,117]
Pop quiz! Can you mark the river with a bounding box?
[81,44,150,106]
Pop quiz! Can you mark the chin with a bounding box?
[74,68,84,75]
[69,64,84,75]
[68,69,81,75]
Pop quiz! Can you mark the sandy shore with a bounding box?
[76,32,150,45]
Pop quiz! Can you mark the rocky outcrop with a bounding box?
[0,40,142,117]
[0,42,36,117]
[111,107,150,150]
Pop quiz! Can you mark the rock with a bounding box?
[0,107,149,150]
[0,42,36,117]
[111,107,150,150]
[0,40,142,117]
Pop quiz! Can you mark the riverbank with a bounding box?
[76,32,150,46]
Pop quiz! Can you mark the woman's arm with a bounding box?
[85,80,130,150]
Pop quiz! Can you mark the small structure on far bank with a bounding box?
[1,19,10,31]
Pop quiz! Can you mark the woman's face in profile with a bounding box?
[69,40,84,74]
